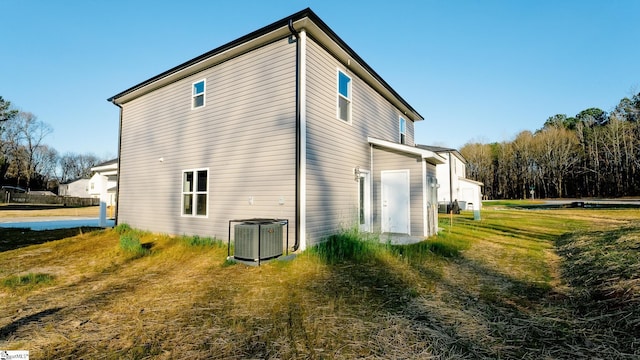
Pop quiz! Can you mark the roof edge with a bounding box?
[368,137,446,164]
[107,8,423,121]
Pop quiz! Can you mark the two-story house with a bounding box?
[90,158,118,221]
[108,8,444,251]
[417,145,483,214]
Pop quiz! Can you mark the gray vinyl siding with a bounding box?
[118,38,297,244]
[304,38,418,244]
[371,146,425,236]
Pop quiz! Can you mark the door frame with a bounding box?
[358,170,371,232]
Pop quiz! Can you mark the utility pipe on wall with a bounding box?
[288,19,301,251]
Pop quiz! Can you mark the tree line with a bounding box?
[1,96,110,191]
[461,92,640,199]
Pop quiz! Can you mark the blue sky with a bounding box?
[1,0,638,158]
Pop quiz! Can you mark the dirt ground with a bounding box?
[0,204,100,218]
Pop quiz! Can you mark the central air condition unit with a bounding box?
[234,220,283,262]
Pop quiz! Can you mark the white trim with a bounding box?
[368,137,446,164]
[191,79,206,109]
[180,168,209,218]
[111,17,424,122]
[422,160,428,237]
[336,69,352,124]
[399,116,407,144]
[458,177,484,187]
[357,169,372,232]
[299,29,308,251]
[91,161,118,173]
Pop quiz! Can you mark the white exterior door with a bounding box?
[381,170,410,234]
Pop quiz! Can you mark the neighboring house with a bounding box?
[58,178,90,198]
[416,145,483,212]
[108,8,444,250]
[90,159,118,214]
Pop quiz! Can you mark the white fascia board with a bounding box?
[303,22,423,122]
[111,16,422,123]
[459,177,484,187]
[368,137,446,164]
[113,20,307,105]
[91,163,118,172]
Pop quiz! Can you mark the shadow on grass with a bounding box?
[0,227,103,252]
[0,307,63,340]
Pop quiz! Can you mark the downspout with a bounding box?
[110,100,123,226]
[288,19,301,251]
[449,152,453,205]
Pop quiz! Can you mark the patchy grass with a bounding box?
[2,273,55,290]
[0,207,638,358]
[483,199,546,208]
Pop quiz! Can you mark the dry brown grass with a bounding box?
[0,204,100,218]
[0,206,639,358]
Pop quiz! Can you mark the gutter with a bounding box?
[110,100,123,226]
[288,19,301,252]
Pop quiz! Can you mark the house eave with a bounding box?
[416,145,466,164]
[368,137,446,164]
[107,8,423,122]
[459,177,484,187]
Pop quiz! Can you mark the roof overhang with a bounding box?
[108,8,423,122]
[459,177,484,187]
[368,137,446,164]
[91,161,118,176]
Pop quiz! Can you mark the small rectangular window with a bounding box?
[182,169,208,216]
[337,70,351,122]
[399,117,407,144]
[192,79,206,109]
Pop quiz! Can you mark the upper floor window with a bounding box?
[399,116,407,144]
[192,79,206,109]
[182,168,208,216]
[337,70,351,122]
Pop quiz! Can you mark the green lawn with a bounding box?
[0,206,638,359]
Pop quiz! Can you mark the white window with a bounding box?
[358,170,371,232]
[399,116,407,144]
[182,169,208,216]
[192,79,206,109]
[337,70,352,122]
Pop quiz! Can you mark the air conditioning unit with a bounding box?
[234,220,283,261]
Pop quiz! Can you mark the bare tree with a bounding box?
[511,131,536,199]
[59,152,101,182]
[31,144,59,189]
[14,111,53,189]
[534,126,579,198]
[461,142,495,198]
[0,113,22,183]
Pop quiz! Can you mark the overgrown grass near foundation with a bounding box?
[308,228,385,264]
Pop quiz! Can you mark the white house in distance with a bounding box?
[107,8,445,251]
[58,178,90,198]
[416,145,483,214]
[90,158,118,220]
